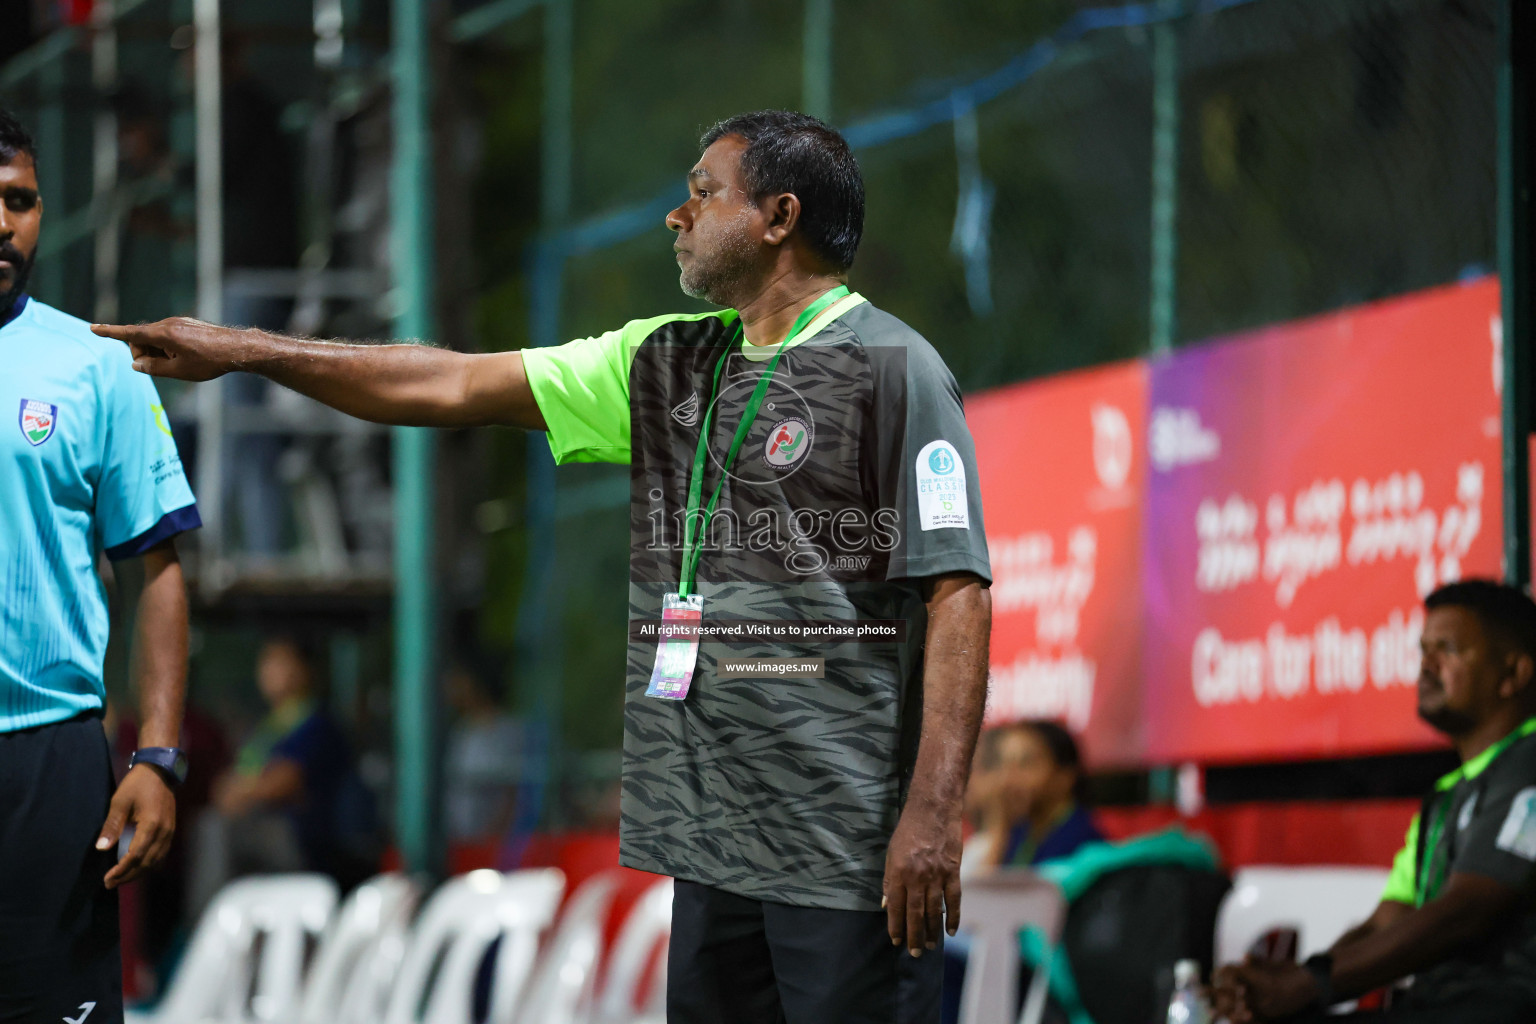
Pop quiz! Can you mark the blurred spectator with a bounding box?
[962,719,1103,878]
[220,34,298,287]
[946,721,1103,1024]
[189,636,378,915]
[443,661,523,844]
[114,87,191,327]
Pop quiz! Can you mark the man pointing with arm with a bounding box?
[98,110,991,1024]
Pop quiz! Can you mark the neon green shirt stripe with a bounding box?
[522,295,866,465]
[1381,812,1420,905]
[521,309,733,464]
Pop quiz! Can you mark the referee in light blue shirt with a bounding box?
[0,109,199,1022]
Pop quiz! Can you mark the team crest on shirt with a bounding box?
[18,399,57,447]
[763,417,811,470]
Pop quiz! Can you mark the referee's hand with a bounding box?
[96,765,177,889]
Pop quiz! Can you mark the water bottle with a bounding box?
[1166,958,1212,1024]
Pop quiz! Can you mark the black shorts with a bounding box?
[667,879,943,1024]
[0,714,123,1024]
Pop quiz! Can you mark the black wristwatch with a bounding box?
[1303,952,1336,1009]
[128,747,189,787]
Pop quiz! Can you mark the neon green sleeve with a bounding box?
[520,310,734,465]
[521,328,633,465]
[1381,813,1420,905]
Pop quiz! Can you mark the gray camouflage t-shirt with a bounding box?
[523,292,991,910]
[1384,722,1536,1009]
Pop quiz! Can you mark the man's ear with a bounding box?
[760,192,801,246]
[1501,650,1535,701]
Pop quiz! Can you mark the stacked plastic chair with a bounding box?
[126,874,339,1024]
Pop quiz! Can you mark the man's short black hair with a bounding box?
[700,110,864,273]
[1425,579,1536,659]
[0,107,37,167]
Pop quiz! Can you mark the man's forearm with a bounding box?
[1329,901,1410,956]
[908,576,991,811]
[882,574,991,952]
[240,330,538,428]
[97,317,546,429]
[133,545,188,748]
[1330,877,1513,1000]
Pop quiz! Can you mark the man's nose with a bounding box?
[665,203,689,232]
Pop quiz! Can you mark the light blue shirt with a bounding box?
[0,295,199,731]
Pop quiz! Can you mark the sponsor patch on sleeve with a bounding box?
[1495,786,1536,860]
[915,440,969,531]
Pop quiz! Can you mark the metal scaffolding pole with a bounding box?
[193,0,225,590]
[1500,0,1533,587]
[32,41,66,306]
[802,0,832,120]
[516,0,572,829]
[1148,4,1180,357]
[391,0,442,876]
[91,0,121,324]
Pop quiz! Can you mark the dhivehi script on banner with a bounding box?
[968,277,1501,766]
[1141,277,1502,763]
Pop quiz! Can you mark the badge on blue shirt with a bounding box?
[19,398,57,446]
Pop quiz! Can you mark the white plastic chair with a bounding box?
[298,872,422,1024]
[128,873,338,1024]
[592,877,672,1024]
[511,872,621,1024]
[1215,866,1390,964]
[956,869,1068,1024]
[381,868,565,1024]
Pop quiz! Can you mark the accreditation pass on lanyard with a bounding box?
[645,285,850,701]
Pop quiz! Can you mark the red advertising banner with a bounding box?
[971,360,1149,767]
[1141,277,1503,763]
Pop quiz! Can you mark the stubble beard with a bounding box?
[0,245,34,316]
[1417,688,1477,737]
[678,211,762,307]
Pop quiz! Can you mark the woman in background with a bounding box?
[947,720,1103,1024]
[964,719,1102,876]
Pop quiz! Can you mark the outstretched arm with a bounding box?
[92,318,546,430]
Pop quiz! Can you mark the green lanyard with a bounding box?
[677,285,849,597]
[1416,715,1536,906]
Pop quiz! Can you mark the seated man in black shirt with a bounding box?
[1215,580,1536,1023]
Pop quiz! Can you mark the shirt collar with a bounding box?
[1435,715,1536,790]
[0,293,30,330]
[737,291,866,362]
